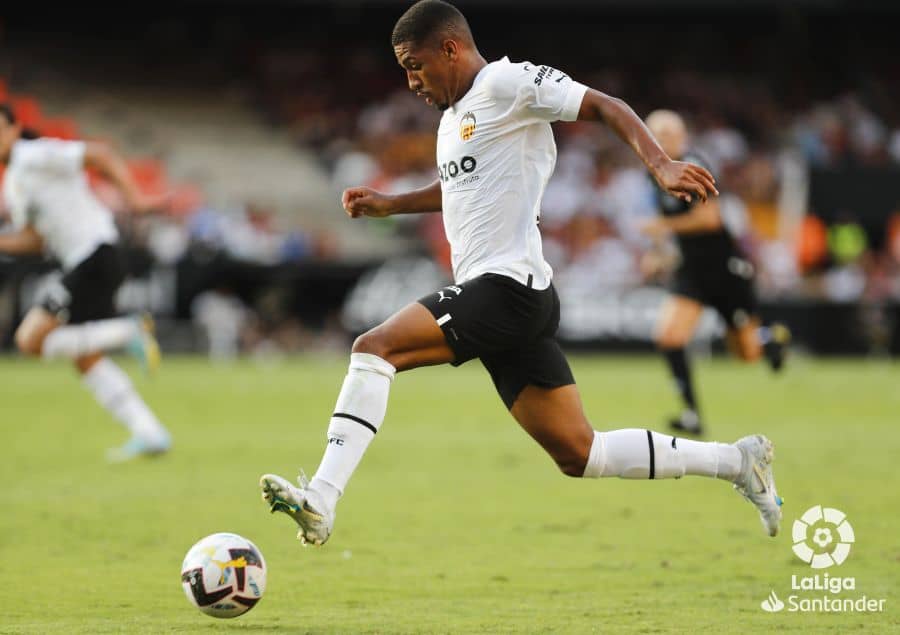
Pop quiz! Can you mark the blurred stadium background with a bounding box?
[1,0,899,358]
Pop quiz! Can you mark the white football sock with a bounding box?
[82,358,169,443]
[582,429,742,481]
[42,318,138,359]
[310,353,395,511]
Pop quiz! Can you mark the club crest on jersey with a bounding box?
[460,112,476,141]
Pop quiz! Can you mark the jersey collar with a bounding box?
[449,56,506,114]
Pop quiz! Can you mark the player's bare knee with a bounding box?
[351,329,391,360]
[658,334,686,350]
[14,328,42,356]
[554,448,589,478]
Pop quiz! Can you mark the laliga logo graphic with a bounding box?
[792,505,854,569]
[759,505,885,614]
[760,590,785,612]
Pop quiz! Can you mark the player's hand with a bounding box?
[341,187,394,218]
[655,159,718,204]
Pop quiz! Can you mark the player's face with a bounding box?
[394,40,455,111]
[0,116,19,163]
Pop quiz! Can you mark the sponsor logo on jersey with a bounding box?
[438,155,478,184]
[460,112,477,141]
[532,65,568,86]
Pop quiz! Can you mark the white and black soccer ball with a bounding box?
[180,532,267,618]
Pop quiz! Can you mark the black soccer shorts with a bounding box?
[673,255,759,329]
[417,273,575,409]
[39,243,126,324]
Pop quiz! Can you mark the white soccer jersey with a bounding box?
[437,56,587,289]
[3,138,118,270]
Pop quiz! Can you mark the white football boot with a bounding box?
[260,472,334,546]
[106,433,171,463]
[732,434,783,537]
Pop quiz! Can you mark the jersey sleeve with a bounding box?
[14,139,86,176]
[486,60,588,123]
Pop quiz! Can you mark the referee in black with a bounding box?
[640,110,790,436]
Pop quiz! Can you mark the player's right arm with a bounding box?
[0,225,44,255]
[83,142,170,214]
[342,179,442,218]
[490,61,717,205]
[576,91,717,205]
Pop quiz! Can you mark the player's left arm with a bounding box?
[0,225,44,255]
[83,142,170,214]
[576,90,718,204]
[642,199,723,238]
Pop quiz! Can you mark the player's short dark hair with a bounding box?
[391,0,472,48]
[0,103,15,125]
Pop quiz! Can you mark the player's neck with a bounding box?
[0,136,21,163]
[451,53,488,106]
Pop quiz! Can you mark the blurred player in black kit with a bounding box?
[641,110,791,436]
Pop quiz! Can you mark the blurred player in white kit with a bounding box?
[0,103,171,462]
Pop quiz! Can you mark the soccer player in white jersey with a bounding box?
[0,104,171,462]
[260,0,782,545]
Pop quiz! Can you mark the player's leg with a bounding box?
[494,340,741,482]
[16,305,147,360]
[506,369,782,536]
[260,300,454,545]
[14,307,61,356]
[42,314,159,370]
[510,384,740,480]
[655,295,704,434]
[18,250,160,370]
[715,270,791,372]
[15,307,170,460]
[308,301,452,499]
[77,352,171,462]
[25,247,170,460]
[728,319,791,368]
[727,317,762,362]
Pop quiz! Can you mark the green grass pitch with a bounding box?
[1,354,898,633]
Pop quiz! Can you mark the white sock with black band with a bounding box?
[82,358,169,443]
[310,353,396,512]
[582,429,742,481]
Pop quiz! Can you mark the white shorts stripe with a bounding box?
[436,314,452,326]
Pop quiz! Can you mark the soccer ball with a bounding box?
[180,532,267,618]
